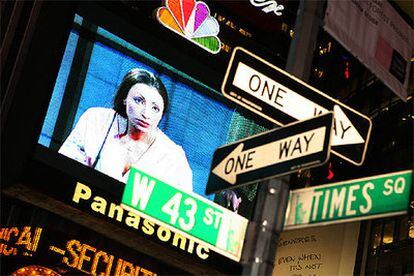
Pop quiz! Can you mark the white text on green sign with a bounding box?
[121,168,248,261]
[285,170,412,229]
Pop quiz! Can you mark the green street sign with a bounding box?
[285,170,412,229]
[121,167,248,262]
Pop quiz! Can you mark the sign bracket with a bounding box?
[241,176,290,275]
[241,2,324,275]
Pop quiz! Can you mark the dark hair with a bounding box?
[113,68,169,118]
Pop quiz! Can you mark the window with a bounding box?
[370,223,382,250]
[382,220,394,244]
[398,216,409,241]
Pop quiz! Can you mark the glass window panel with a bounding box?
[382,220,395,244]
[409,219,414,239]
[370,223,382,250]
[398,216,409,241]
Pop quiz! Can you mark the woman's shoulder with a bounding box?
[75,107,122,133]
[80,107,117,123]
[83,107,116,118]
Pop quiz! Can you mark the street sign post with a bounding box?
[222,47,372,166]
[206,113,333,194]
[121,167,248,262]
[284,170,412,229]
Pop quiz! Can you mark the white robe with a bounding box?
[59,107,193,192]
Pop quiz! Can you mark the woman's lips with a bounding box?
[137,119,150,128]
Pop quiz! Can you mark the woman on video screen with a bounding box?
[59,68,193,192]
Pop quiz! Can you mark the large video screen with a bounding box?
[38,14,268,203]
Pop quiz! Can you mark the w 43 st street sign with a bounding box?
[206,113,333,194]
[121,168,248,262]
[222,47,372,166]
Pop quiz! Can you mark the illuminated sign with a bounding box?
[72,182,211,260]
[249,0,284,16]
[39,13,249,204]
[156,0,221,54]
[285,170,412,229]
[121,168,248,262]
[13,266,59,276]
[1,226,168,275]
[206,113,333,194]
[0,226,43,256]
[49,239,157,276]
[222,47,372,166]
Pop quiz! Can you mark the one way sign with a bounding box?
[222,47,372,166]
[206,113,333,194]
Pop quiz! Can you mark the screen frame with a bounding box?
[3,0,274,204]
[30,1,275,197]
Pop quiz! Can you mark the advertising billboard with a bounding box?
[0,224,186,275]
[37,14,268,202]
[32,9,275,262]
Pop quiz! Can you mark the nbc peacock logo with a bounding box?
[156,0,222,54]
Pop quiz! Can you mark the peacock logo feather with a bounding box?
[157,0,222,54]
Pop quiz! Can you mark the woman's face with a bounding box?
[125,83,164,133]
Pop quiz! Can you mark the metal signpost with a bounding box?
[222,47,372,166]
[121,167,248,262]
[284,170,413,229]
[206,113,333,194]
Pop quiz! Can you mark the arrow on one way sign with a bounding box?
[222,47,372,165]
[206,113,333,194]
